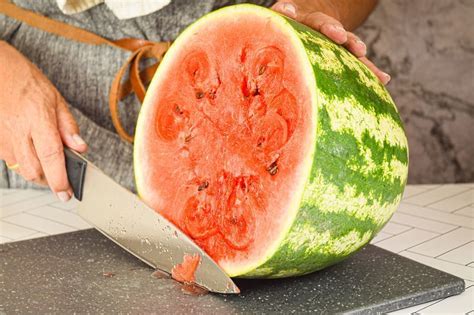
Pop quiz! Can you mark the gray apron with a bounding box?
[0,0,275,191]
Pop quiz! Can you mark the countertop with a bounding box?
[1,183,473,313]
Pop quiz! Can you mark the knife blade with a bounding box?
[64,149,239,294]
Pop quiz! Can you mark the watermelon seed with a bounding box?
[198,181,209,191]
[208,89,217,100]
[257,136,265,147]
[266,161,278,176]
[174,105,184,115]
[251,84,260,96]
[195,91,204,99]
[184,133,194,143]
[258,65,266,75]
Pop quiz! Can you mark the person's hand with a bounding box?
[272,1,390,85]
[0,41,87,201]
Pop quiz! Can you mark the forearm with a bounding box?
[292,0,378,30]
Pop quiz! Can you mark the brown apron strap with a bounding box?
[0,0,170,143]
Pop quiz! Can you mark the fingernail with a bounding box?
[381,72,391,85]
[356,39,367,54]
[57,191,71,202]
[331,24,345,35]
[280,2,296,17]
[72,134,86,146]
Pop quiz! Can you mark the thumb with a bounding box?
[55,95,88,153]
[272,1,297,19]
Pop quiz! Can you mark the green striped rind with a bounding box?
[240,17,409,278]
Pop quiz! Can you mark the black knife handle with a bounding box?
[64,148,87,201]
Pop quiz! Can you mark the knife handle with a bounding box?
[64,148,87,201]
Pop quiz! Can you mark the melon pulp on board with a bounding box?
[134,4,409,278]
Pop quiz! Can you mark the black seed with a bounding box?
[196,91,204,99]
[185,134,193,142]
[266,161,278,176]
[258,65,266,75]
[252,85,260,96]
[174,105,183,115]
[198,181,209,191]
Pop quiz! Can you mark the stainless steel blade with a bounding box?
[77,160,239,294]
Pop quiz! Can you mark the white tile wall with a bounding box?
[1,183,473,313]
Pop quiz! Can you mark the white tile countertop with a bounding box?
[1,184,473,313]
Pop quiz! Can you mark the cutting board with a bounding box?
[0,229,464,314]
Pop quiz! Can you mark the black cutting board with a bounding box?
[0,229,465,314]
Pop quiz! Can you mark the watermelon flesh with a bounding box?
[134,5,409,278]
[171,254,201,283]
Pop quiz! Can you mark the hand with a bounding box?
[272,1,390,85]
[0,41,87,201]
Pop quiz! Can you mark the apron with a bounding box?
[0,0,275,191]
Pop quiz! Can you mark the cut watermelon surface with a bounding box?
[134,4,409,278]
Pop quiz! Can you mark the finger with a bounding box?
[32,110,72,201]
[301,12,348,44]
[345,32,367,58]
[56,94,88,153]
[13,135,44,183]
[0,138,17,168]
[358,56,391,85]
[271,1,297,19]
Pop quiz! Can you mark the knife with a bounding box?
[64,148,239,294]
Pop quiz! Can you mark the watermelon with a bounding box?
[134,4,409,278]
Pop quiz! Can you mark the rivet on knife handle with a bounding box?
[64,148,87,201]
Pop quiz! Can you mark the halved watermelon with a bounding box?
[134,4,409,278]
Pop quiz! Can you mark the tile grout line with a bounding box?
[23,212,85,231]
[0,218,50,235]
[0,234,14,241]
[423,188,474,207]
[426,202,474,214]
[1,199,66,219]
[395,230,447,254]
[28,204,79,216]
[388,219,459,235]
[434,240,474,259]
[48,203,79,212]
[0,190,51,207]
[394,226,464,253]
[397,209,474,229]
[372,227,415,244]
[404,249,474,271]
[400,185,444,201]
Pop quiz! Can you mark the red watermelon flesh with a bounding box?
[135,11,314,274]
[171,254,201,283]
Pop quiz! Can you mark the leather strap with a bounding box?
[0,0,170,143]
